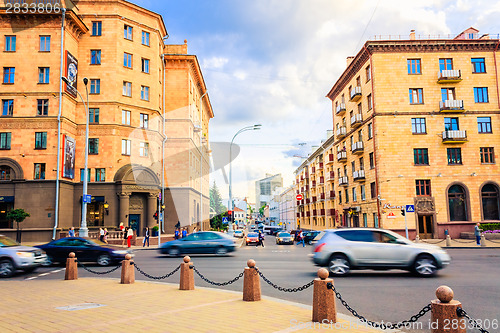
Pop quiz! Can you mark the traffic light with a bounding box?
[401,208,405,216]
[153,211,158,220]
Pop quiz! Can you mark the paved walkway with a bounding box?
[0,278,385,333]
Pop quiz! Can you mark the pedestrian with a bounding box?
[296,230,305,247]
[127,227,134,248]
[122,227,128,246]
[258,230,265,247]
[174,228,180,240]
[68,227,75,237]
[474,223,482,246]
[99,227,105,242]
[103,228,109,244]
[143,227,150,247]
[182,228,187,238]
[119,222,125,232]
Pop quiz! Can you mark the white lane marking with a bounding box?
[38,273,50,276]
[25,268,66,281]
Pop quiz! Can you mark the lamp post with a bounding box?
[62,76,90,237]
[228,124,261,236]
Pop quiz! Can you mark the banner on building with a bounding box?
[63,135,75,179]
[64,51,78,98]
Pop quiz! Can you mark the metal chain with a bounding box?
[133,263,181,280]
[76,259,122,275]
[457,307,490,333]
[420,239,446,244]
[451,238,477,243]
[484,238,500,244]
[255,268,314,292]
[193,266,244,286]
[328,283,431,330]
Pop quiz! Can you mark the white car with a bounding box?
[0,235,47,278]
[233,230,245,238]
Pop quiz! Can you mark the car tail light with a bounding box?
[314,243,326,253]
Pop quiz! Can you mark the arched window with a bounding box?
[448,185,468,221]
[482,183,500,220]
[0,166,12,180]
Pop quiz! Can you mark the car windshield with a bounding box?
[234,230,242,233]
[247,233,258,237]
[278,233,291,237]
[0,235,18,247]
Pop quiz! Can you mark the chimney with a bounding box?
[346,56,355,67]
[410,30,416,40]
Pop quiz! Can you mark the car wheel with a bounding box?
[0,259,15,278]
[215,247,228,256]
[413,254,438,277]
[97,254,112,266]
[41,255,53,267]
[308,240,313,245]
[168,247,180,257]
[328,254,350,276]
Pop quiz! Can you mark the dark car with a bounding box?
[303,231,321,245]
[36,237,133,266]
[159,231,236,256]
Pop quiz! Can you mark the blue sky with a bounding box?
[131,0,500,203]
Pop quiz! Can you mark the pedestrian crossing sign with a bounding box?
[406,205,415,213]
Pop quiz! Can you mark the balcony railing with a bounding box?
[442,130,468,143]
[339,176,348,186]
[328,190,335,198]
[337,151,347,162]
[318,162,324,170]
[336,103,346,116]
[352,141,364,154]
[438,69,462,83]
[336,126,347,138]
[350,113,363,128]
[328,171,335,180]
[439,99,464,112]
[319,176,324,184]
[326,154,334,164]
[350,86,362,101]
[353,170,366,181]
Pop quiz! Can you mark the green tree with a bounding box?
[210,181,227,230]
[259,204,266,216]
[6,208,30,223]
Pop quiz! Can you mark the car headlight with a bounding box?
[112,250,129,254]
[16,252,34,258]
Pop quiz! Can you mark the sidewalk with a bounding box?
[0,278,385,333]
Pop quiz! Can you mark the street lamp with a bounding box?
[62,76,90,237]
[228,124,261,236]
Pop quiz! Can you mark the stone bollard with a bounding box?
[243,259,261,301]
[120,254,135,284]
[415,235,420,243]
[64,252,78,280]
[312,268,336,323]
[446,235,451,247]
[431,286,466,333]
[179,256,194,290]
[480,234,486,247]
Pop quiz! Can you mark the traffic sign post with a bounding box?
[83,194,92,203]
[296,194,303,201]
[404,205,415,239]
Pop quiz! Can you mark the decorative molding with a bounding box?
[414,197,435,213]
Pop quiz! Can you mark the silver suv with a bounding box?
[0,235,47,278]
[311,228,451,277]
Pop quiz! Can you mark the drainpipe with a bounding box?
[160,35,169,236]
[199,91,207,231]
[53,8,66,240]
[493,40,500,109]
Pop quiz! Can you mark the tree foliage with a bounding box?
[210,181,227,230]
[6,208,30,223]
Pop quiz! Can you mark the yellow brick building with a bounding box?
[296,28,500,239]
[0,0,213,241]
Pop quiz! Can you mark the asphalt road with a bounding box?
[9,235,500,332]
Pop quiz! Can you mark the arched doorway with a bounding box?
[481,183,500,220]
[448,184,468,221]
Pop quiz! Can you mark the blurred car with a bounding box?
[311,228,451,277]
[233,230,245,238]
[245,232,259,246]
[159,231,236,256]
[36,237,133,266]
[275,232,294,245]
[303,231,321,245]
[0,235,47,278]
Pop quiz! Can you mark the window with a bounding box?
[141,58,150,73]
[122,110,131,125]
[90,79,100,94]
[363,213,368,227]
[416,180,431,196]
[89,108,99,124]
[88,138,99,155]
[92,21,102,36]
[123,81,131,97]
[471,58,485,73]
[351,161,355,174]
[366,65,371,81]
[3,67,15,83]
[338,191,342,204]
[444,117,459,131]
[441,88,455,101]
[140,142,149,157]
[0,166,11,180]
[122,139,131,155]
[95,168,105,182]
[414,148,429,165]
[447,148,462,165]
[35,132,47,149]
[370,182,376,199]
[38,67,50,84]
[480,147,494,164]
[37,99,49,116]
[80,169,91,182]
[34,163,45,180]
[141,86,150,101]
[477,117,492,133]
[0,132,11,150]
[124,25,133,40]
[39,36,50,52]
[481,184,500,220]
[359,157,364,170]
[367,123,372,139]
[409,88,424,104]
[142,31,150,46]
[140,113,149,128]
[90,50,101,65]
[474,87,488,103]
[345,189,349,203]
[367,94,372,110]
[2,99,13,116]
[369,152,374,169]
[123,53,132,68]
[411,118,426,134]
[439,58,452,71]
[361,185,366,201]
[352,187,357,202]
[5,36,16,51]
[448,185,468,221]
[407,59,421,74]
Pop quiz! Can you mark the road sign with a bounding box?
[387,212,396,219]
[296,194,303,200]
[405,205,415,213]
[222,217,228,224]
[83,194,92,203]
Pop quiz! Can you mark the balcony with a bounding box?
[339,176,348,186]
[319,176,324,184]
[442,130,468,143]
[439,99,464,112]
[320,209,325,216]
[320,193,325,200]
[352,141,364,154]
[326,171,335,180]
[318,162,324,170]
[328,190,335,198]
[437,69,462,83]
[350,113,363,128]
[350,86,362,101]
[305,172,309,179]
[353,170,366,181]
[311,181,317,188]
[326,154,334,164]
[336,103,346,116]
[311,167,316,174]
[336,126,347,139]
[337,151,347,162]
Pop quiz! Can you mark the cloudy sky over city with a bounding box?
[133,0,500,203]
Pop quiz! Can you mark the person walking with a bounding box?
[119,222,125,232]
[258,230,265,247]
[99,227,105,242]
[126,227,134,248]
[143,227,150,247]
[474,223,482,246]
[174,228,180,240]
[122,227,128,246]
[182,228,187,238]
[103,228,109,244]
[68,227,75,237]
[296,230,305,247]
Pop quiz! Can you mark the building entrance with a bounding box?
[418,215,433,239]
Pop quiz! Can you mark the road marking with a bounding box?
[25,268,66,281]
[38,273,50,276]
[272,250,290,253]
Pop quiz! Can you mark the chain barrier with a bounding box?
[457,307,490,333]
[484,238,500,244]
[451,238,477,243]
[327,282,431,330]
[76,259,122,275]
[420,239,446,244]
[255,268,314,292]
[133,263,181,280]
[193,266,244,286]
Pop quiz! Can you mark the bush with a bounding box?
[480,223,500,231]
[152,225,159,232]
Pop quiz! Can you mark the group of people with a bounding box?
[99,227,110,244]
[119,222,135,248]
[174,228,188,240]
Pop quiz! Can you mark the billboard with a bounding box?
[64,50,78,98]
[63,135,75,179]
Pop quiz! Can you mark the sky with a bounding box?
[131,0,500,204]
